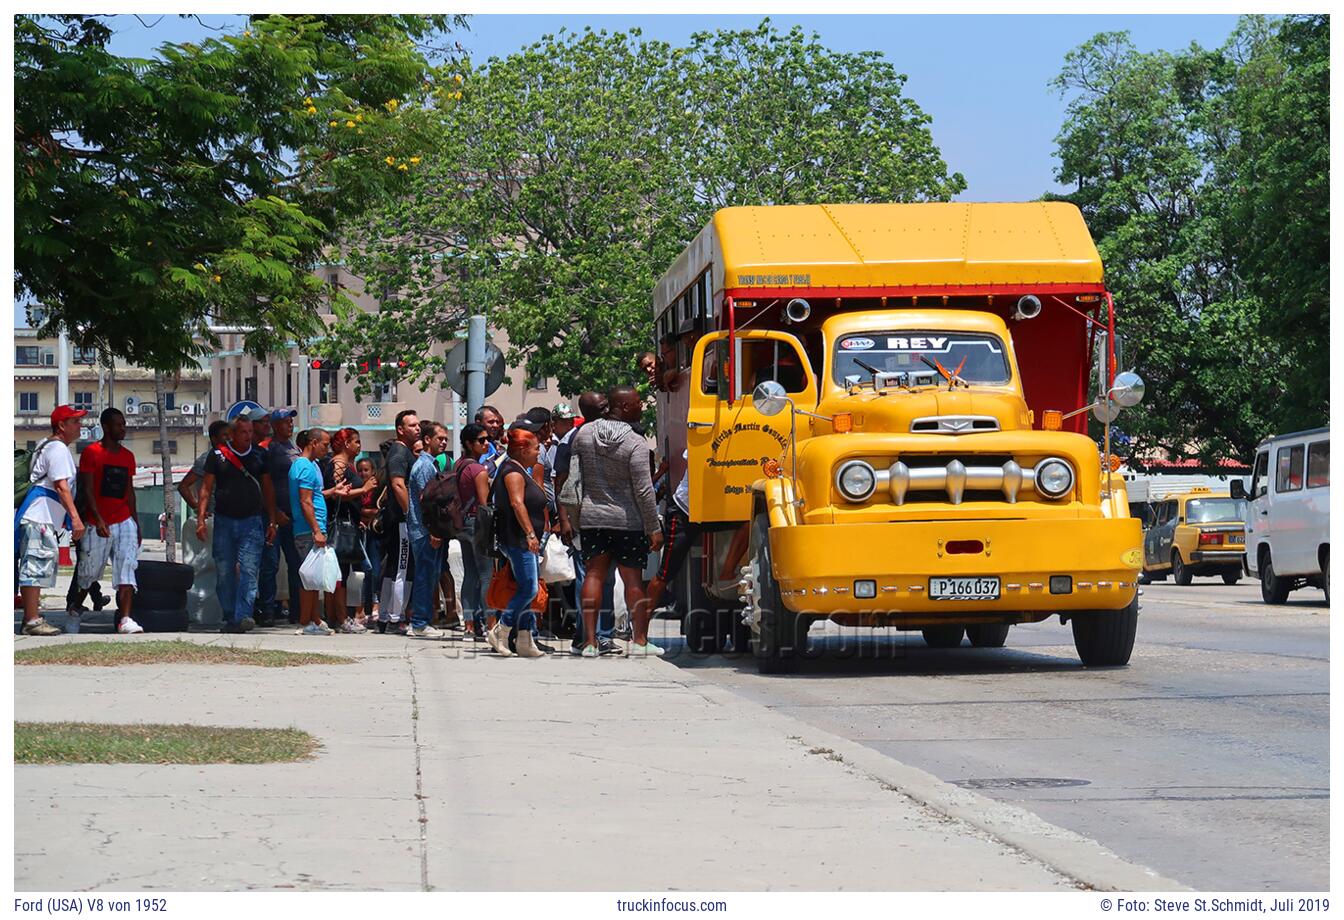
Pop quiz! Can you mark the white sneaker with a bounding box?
[65,611,82,634]
[627,642,665,657]
[302,622,334,636]
[411,625,445,639]
[117,617,145,635]
[580,644,600,659]
[340,619,368,634]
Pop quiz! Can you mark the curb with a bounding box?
[645,655,1189,892]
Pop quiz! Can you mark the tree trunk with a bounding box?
[155,371,178,563]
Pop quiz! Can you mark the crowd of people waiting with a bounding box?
[17,353,697,660]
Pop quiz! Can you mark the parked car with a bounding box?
[1140,488,1247,585]
[1232,428,1330,604]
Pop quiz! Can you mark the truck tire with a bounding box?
[921,626,965,648]
[1172,551,1192,586]
[1071,596,1139,667]
[750,513,803,674]
[966,623,1010,648]
[131,607,190,632]
[134,560,195,593]
[1259,549,1291,604]
[1221,571,1241,586]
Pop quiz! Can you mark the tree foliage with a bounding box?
[15,13,463,371]
[326,20,965,397]
[1049,16,1328,461]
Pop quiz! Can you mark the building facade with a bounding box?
[207,263,560,462]
[14,327,213,469]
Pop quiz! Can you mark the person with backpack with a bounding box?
[406,420,451,639]
[16,405,88,636]
[452,423,494,640]
[194,416,278,633]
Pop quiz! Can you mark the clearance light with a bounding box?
[832,413,854,433]
[1049,576,1073,595]
[1041,410,1063,431]
[854,580,877,599]
[1076,294,1102,303]
[761,458,783,479]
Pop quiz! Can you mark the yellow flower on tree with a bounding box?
[212,274,222,283]
[304,97,313,105]
[329,120,338,127]
[385,156,396,166]
[397,163,408,171]
[409,156,421,164]
[346,120,356,128]
[355,113,363,122]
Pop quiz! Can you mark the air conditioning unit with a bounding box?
[125,396,139,411]
[140,404,157,416]
[179,403,197,416]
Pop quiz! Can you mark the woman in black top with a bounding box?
[487,428,548,658]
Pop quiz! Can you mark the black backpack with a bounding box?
[420,465,466,541]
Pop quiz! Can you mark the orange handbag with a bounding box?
[486,560,548,613]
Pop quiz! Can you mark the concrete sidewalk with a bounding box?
[13,629,1177,892]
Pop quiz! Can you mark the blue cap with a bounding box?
[269,408,298,421]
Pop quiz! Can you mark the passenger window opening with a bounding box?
[1275,445,1305,493]
[1306,440,1329,488]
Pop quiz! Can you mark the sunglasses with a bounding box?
[473,436,489,443]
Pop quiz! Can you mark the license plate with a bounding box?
[1228,534,1245,544]
[929,576,1000,601]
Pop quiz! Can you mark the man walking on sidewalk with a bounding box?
[195,417,278,633]
[379,409,419,633]
[407,421,450,638]
[16,405,87,636]
[570,386,663,657]
[71,407,143,634]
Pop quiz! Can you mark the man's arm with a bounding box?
[177,470,200,516]
[53,479,86,542]
[195,473,215,540]
[628,443,662,549]
[391,476,410,515]
[77,470,109,536]
[299,488,325,547]
[260,474,278,545]
[127,480,140,543]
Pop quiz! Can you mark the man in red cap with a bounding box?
[16,405,87,635]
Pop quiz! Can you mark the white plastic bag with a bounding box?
[300,545,339,594]
[345,570,365,602]
[539,536,576,585]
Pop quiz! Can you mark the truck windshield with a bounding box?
[832,331,1011,386]
[1186,498,1246,524]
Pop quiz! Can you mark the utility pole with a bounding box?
[466,314,486,423]
[56,328,70,406]
[154,371,177,563]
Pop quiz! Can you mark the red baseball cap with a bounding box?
[51,405,87,425]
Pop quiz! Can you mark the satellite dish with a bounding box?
[444,339,505,399]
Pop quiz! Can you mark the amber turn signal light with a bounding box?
[1041,410,1063,431]
[761,458,783,479]
[832,413,853,433]
[1108,454,1123,472]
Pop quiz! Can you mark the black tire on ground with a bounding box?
[1221,571,1241,586]
[684,608,718,654]
[131,589,188,611]
[751,513,804,674]
[921,625,965,648]
[1260,549,1291,604]
[1071,596,1139,667]
[1323,549,1330,605]
[132,607,191,632]
[1172,551,1192,586]
[966,623,1010,648]
[133,560,195,593]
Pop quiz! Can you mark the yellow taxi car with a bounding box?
[1140,488,1248,585]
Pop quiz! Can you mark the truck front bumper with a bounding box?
[770,516,1141,614]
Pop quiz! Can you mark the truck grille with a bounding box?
[885,455,1038,505]
[909,415,1001,434]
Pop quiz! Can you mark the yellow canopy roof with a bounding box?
[714,202,1103,290]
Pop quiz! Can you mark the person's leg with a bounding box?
[409,533,437,631]
[257,534,279,620]
[580,553,613,651]
[457,530,482,636]
[233,517,265,626]
[363,531,381,617]
[277,523,302,622]
[718,522,750,581]
[212,516,241,625]
[18,523,60,629]
[110,519,139,629]
[567,546,586,645]
[600,565,616,639]
[619,563,652,645]
[502,543,540,633]
[438,565,458,627]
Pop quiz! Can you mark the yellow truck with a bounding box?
[652,202,1147,673]
[1139,488,1247,586]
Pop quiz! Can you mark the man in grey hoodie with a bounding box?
[570,386,664,656]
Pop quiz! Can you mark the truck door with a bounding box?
[686,330,816,523]
[1246,449,1269,574]
[1156,500,1178,565]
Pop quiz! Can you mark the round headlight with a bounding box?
[1034,457,1075,499]
[836,460,877,502]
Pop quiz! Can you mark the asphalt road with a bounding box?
[664,579,1329,891]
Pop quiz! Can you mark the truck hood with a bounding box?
[817,387,1031,435]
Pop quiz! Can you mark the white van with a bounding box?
[1232,428,1330,603]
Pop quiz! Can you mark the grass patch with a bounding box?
[15,722,319,765]
[15,640,353,668]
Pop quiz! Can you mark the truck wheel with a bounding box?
[750,513,803,674]
[1071,597,1139,667]
[1259,549,1291,604]
[966,623,1010,648]
[921,626,965,648]
[1172,551,1192,586]
[1322,549,1329,605]
[1221,571,1241,586]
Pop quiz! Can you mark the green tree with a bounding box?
[327,20,965,398]
[15,13,463,372]
[1048,17,1326,463]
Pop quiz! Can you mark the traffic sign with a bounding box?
[444,339,505,399]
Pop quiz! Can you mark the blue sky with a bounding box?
[101,13,1243,201]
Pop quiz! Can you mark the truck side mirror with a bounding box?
[1230,479,1246,500]
[751,380,788,416]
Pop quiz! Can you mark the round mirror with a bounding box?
[1109,371,1145,408]
[751,380,789,416]
[1092,399,1121,424]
